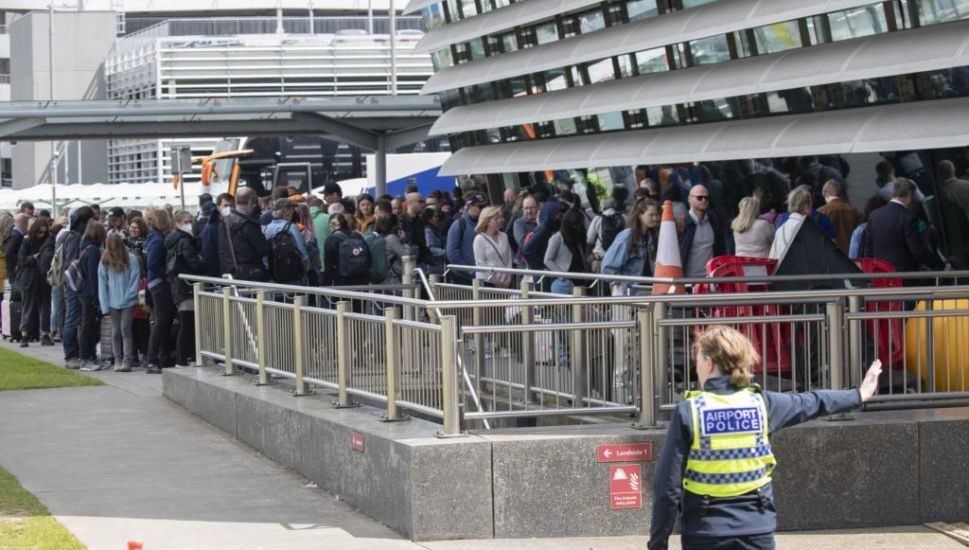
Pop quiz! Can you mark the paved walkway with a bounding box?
[0,339,964,550]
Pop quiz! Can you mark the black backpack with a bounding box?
[269,223,305,283]
[337,231,371,279]
[600,212,626,252]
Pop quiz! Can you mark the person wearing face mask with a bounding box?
[218,188,270,281]
[165,211,206,368]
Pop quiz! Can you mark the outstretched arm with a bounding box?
[766,360,882,432]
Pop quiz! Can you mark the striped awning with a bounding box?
[422,0,887,94]
[429,20,969,135]
[438,97,969,175]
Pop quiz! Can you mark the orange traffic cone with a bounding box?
[128,541,143,550]
[653,200,685,295]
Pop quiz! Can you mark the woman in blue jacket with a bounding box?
[649,326,882,550]
[77,221,106,371]
[98,233,140,372]
[600,199,660,292]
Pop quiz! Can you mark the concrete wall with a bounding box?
[10,11,114,189]
[164,367,969,540]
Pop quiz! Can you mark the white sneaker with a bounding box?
[79,361,100,371]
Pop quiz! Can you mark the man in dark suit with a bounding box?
[864,178,948,281]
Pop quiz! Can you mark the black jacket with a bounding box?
[16,237,53,292]
[3,228,24,284]
[400,213,432,265]
[166,229,205,304]
[679,211,727,277]
[864,201,944,274]
[218,209,270,278]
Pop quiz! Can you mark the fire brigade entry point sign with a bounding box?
[609,464,642,510]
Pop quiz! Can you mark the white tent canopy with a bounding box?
[0,182,220,214]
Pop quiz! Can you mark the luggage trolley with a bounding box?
[853,258,905,367]
[693,256,792,376]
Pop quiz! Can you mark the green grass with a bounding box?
[0,347,104,391]
[0,465,86,549]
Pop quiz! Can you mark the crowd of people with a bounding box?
[1,155,968,371]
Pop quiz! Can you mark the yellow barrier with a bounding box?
[904,299,969,391]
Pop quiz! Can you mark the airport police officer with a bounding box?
[648,326,882,550]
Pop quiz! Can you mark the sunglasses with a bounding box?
[691,195,710,201]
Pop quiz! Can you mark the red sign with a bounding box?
[597,443,653,463]
[351,432,365,453]
[609,464,642,510]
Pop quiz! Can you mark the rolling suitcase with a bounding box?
[98,314,114,364]
[1,298,10,340]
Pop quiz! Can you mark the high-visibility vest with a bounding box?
[682,387,776,498]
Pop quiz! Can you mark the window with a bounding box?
[585,58,618,85]
[432,48,454,71]
[469,38,487,60]
[597,111,625,131]
[682,0,717,8]
[577,9,605,34]
[553,117,578,136]
[827,5,886,41]
[421,4,448,31]
[647,105,679,127]
[627,0,658,21]
[536,22,559,45]
[918,0,969,25]
[689,35,731,66]
[635,47,669,75]
[754,21,802,54]
[459,0,478,19]
[500,32,519,53]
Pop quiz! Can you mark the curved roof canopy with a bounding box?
[438,97,969,175]
[421,0,884,94]
[430,20,969,135]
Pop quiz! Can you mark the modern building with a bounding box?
[407,0,969,200]
[1,0,434,188]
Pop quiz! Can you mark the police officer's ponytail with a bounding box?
[696,326,759,388]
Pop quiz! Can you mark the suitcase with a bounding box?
[1,298,10,340]
[98,314,114,363]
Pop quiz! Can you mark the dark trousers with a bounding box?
[682,533,775,550]
[133,318,150,364]
[78,298,99,362]
[148,284,176,367]
[20,283,51,338]
[175,310,196,366]
[62,288,81,360]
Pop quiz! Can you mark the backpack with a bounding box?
[600,212,625,252]
[64,244,94,293]
[269,223,305,283]
[363,231,388,284]
[48,232,78,287]
[336,231,371,279]
[47,243,64,286]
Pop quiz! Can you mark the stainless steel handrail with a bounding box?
[446,264,969,285]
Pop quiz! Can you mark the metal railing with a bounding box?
[188,265,969,436]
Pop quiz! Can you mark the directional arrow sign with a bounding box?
[597,443,653,463]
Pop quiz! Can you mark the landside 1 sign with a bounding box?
[597,443,653,463]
